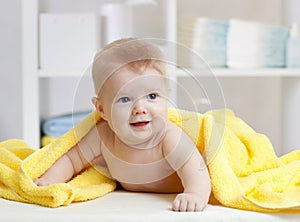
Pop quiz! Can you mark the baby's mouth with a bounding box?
[130,121,150,127]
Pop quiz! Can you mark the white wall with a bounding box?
[0,0,22,141]
[284,0,300,27]
[282,0,300,154]
[39,76,95,120]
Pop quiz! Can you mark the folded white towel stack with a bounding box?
[177,17,229,68]
[227,19,289,68]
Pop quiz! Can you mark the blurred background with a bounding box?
[1,0,300,156]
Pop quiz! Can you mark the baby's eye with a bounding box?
[117,97,130,103]
[147,93,157,100]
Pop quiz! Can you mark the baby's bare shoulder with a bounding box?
[96,120,114,141]
[163,122,193,153]
[164,121,188,137]
[162,122,197,169]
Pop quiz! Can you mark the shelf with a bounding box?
[212,68,300,77]
[173,68,300,78]
[39,68,300,78]
[38,69,90,78]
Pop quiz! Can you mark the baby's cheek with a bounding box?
[110,108,130,133]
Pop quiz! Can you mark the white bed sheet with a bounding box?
[0,191,299,222]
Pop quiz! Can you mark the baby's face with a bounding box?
[99,67,169,147]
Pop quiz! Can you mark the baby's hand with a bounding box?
[172,193,207,212]
[34,177,56,186]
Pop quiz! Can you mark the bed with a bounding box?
[0,190,299,222]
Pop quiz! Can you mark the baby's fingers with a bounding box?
[34,178,50,186]
[172,198,180,211]
[172,195,192,212]
[179,199,188,212]
[172,195,188,211]
[172,193,206,212]
[172,199,197,212]
[187,202,197,212]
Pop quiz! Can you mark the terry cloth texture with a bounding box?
[1,108,300,212]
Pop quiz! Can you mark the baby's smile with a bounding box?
[130,120,150,129]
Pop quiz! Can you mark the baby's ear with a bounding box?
[92,97,106,119]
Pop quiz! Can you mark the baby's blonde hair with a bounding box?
[92,38,167,96]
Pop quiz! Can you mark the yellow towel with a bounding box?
[41,135,57,147]
[1,108,300,212]
[0,111,116,207]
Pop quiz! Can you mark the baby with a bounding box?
[35,38,211,212]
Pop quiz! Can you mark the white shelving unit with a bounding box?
[22,0,177,148]
[22,0,300,153]
[22,0,39,148]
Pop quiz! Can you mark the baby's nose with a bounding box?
[132,100,147,115]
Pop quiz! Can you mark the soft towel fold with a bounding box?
[1,108,300,212]
[41,135,57,147]
[0,111,116,207]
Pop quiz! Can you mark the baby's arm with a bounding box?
[35,124,102,186]
[163,126,211,212]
